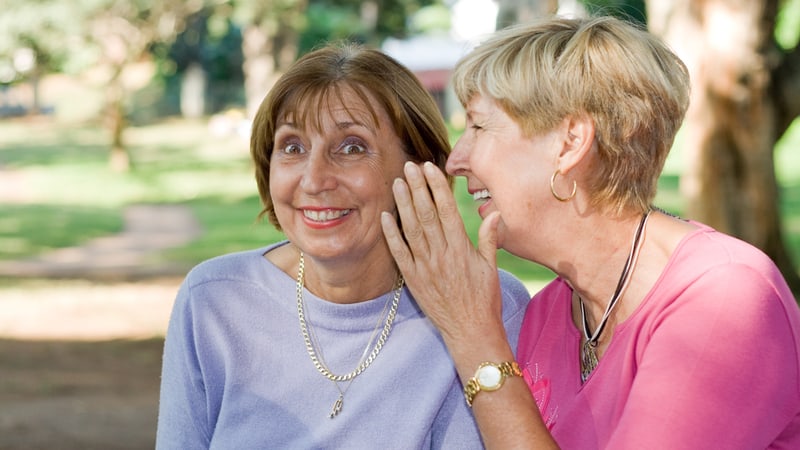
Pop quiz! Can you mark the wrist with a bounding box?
[464,360,522,407]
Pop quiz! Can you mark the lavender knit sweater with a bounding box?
[156,241,530,449]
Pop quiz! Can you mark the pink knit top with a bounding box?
[518,223,800,449]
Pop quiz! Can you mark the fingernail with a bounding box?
[404,161,421,178]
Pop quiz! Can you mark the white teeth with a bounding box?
[303,209,351,221]
[472,189,491,201]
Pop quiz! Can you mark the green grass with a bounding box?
[163,194,286,264]
[0,204,122,260]
[1,117,799,286]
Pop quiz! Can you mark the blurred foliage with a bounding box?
[140,0,446,118]
[581,0,647,24]
[0,2,83,80]
[777,0,800,49]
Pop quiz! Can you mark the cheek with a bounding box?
[268,169,295,206]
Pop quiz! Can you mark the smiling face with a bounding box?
[269,85,410,265]
[446,94,561,255]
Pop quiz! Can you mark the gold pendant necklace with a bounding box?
[296,252,404,418]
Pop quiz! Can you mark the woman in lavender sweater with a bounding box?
[155,42,530,449]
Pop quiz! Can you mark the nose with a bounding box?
[445,135,470,176]
[300,152,337,193]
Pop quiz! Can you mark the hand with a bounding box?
[381,162,505,346]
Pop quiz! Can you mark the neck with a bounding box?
[565,210,651,324]
[299,249,400,304]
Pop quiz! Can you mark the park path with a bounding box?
[0,203,200,339]
[0,204,201,448]
[0,204,202,280]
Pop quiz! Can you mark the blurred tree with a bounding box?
[581,0,646,23]
[232,0,438,117]
[153,6,244,117]
[496,0,558,28]
[86,0,206,171]
[648,0,800,292]
[230,0,307,118]
[0,0,206,171]
[0,2,81,114]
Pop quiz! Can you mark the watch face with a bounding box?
[476,364,503,390]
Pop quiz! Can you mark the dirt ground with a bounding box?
[0,278,180,450]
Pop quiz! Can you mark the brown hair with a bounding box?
[251,42,452,229]
[452,16,691,215]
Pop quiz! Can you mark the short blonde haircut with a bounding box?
[452,16,690,214]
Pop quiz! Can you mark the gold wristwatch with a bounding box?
[464,361,522,407]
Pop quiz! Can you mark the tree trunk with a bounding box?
[242,24,277,120]
[107,72,130,172]
[647,0,800,293]
[241,1,306,119]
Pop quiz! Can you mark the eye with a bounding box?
[279,141,305,154]
[466,117,483,132]
[338,138,367,155]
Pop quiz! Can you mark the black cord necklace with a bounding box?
[579,209,651,382]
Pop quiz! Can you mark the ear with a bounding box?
[556,114,595,175]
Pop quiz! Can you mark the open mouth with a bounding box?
[473,189,491,203]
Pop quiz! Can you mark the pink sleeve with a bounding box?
[608,265,800,448]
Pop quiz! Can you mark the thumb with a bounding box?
[477,211,501,269]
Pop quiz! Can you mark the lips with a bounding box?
[470,188,493,217]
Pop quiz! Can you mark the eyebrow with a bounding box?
[276,119,371,129]
[336,121,372,131]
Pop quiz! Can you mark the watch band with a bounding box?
[464,361,522,407]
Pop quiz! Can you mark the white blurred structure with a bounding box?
[451,0,499,44]
[382,0,500,121]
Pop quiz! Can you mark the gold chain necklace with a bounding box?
[296,251,404,417]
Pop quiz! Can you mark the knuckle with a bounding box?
[418,208,438,225]
[403,224,425,242]
[437,202,459,221]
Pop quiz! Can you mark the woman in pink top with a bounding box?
[381,15,800,449]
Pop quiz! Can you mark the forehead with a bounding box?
[277,83,388,131]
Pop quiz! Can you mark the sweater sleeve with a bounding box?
[429,270,530,449]
[608,264,800,449]
[156,280,213,449]
[498,269,533,355]
[430,377,485,449]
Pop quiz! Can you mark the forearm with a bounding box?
[444,328,559,449]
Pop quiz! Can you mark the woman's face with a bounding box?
[446,94,560,253]
[269,87,409,265]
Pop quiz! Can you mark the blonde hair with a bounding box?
[452,16,690,214]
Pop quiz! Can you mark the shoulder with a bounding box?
[668,225,793,304]
[181,242,287,292]
[680,224,778,273]
[497,269,532,320]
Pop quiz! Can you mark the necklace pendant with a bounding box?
[581,341,599,382]
[328,394,344,419]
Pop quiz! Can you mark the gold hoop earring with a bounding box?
[550,169,576,202]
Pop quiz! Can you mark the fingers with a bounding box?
[422,162,469,242]
[381,211,415,275]
[403,162,447,252]
[390,166,431,258]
